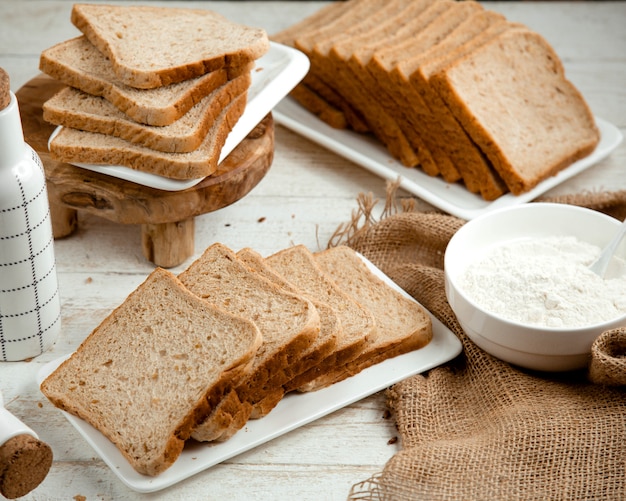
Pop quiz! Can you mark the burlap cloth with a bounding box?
[335,185,626,501]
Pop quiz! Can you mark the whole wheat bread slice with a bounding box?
[71,4,269,89]
[236,247,342,418]
[48,92,247,180]
[38,36,251,126]
[265,245,377,392]
[40,268,262,476]
[330,0,449,176]
[431,29,600,194]
[178,243,320,442]
[201,247,343,432]
[302,246,433,391]
[43,73,251,153]
[297,0,421,167]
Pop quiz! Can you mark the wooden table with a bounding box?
[0,2,624,500]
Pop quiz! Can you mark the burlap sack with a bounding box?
[338,185,626,501]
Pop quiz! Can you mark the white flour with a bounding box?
[460,235,626,328]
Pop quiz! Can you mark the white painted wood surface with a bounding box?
[0,2,624,499]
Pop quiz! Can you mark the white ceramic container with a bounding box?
[0,90,61,361]
[444,203,626,372]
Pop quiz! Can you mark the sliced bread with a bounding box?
[265,245,377,392]
[40,268,262,476]
[178,243,320,441]
[70,4,269,89]
[430,29,600,194]
[48,91,248,180]
[38,36,251,126]
[302,246,433,391]
[43,72,251,153]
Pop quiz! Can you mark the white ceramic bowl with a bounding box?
[444,203,626,372]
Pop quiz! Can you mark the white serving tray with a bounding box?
[274,97,623,220]
[37,255,462,493]
[50,42,310,191]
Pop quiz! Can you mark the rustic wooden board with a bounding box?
[16,74,274,266]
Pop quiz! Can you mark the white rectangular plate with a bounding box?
[274,97,623,220]
[37,255,462,493]
[53,42,310,191]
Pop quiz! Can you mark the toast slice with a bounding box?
[178,244,320,442]
[43,72,251,153]
[431,29,600,194]
[70,4,269,89]
[40,268,262,476]
[265,245,376,392]
[302,246,433,390]
[48,91,247,180]
[297,0,420,167]
[38,36,251,126]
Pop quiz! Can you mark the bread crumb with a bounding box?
[73,496,86,501]
[257,217,266,223]
[85,277,93,284]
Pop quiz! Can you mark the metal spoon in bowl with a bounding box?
[589,217,626,278]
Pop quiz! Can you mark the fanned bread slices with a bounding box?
[302,246,433,391]
[178,243,320,442]
[40,268,262,477]
[71,4,270,89]
[236,247,341,418]
[39,36,251,126]
[41,242,434,474]
[265,245,377,392]
[47,92,248,179]
[272,0,600,200]
[43,73,251,153]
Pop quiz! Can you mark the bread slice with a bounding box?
[43,72,251,153]
[236,247,342,417]
[265,245,376,392]
[431,29,600,194]
[40,268,262,476]
[178,243,320,442]
[70,4,269,89]
[296,0,421,167]
[330,0,450,176]
[48,92,247,180]
[287,83,348,129]
[405,18,514,201]
[202,247,342,431]
[39,36,251,126]
[302,246,433,391]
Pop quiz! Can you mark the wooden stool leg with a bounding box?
[50,202,77,239]
[141,218,195,268]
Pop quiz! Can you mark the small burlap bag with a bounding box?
[336,185,626,501]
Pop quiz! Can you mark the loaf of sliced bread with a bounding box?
[48,92,247,180]
[70,4,269,89]
[40,268,262,476]
[43,73,251,153]
[39,36,251,126]
[178,243,320,442]
[302,246,433,390]
[431,29,600,195]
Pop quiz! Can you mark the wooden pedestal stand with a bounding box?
[16,75,274,268]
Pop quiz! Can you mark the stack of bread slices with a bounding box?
[273,0,600,200]
[39,4,270,181]
[40,243,433,476]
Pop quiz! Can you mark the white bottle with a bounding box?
[0,69,60,361]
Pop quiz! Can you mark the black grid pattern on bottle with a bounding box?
[0,171,58,360]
